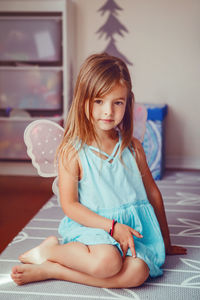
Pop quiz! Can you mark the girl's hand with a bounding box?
[112,223,143,258]
[166,245,187,255]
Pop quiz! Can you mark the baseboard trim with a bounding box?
[166,156,200,170]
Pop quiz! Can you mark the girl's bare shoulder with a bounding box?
[58,147,81,178]
[130,137,150,177]
[131,137,146,160]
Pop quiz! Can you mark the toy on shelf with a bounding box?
[0,17,61,63]
[0,69,62,112]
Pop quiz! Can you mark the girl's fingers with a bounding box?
[128,237,136,258]
[121,237,137,258]
[131,229,143,238]
[167,245,187,255]
[115,225,142,258]
[121,243,128,258]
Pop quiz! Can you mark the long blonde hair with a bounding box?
[58,53,134,163]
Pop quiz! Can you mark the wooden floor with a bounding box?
[0,176,54,254]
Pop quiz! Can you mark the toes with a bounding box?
[12,265,22,274]
[10,273,15,280]
[19,253,29,263]
[11,272,22,285]
[19,255,26,263]
[19,255,24,262]
[11,267,17,275]
[11,265,25,285]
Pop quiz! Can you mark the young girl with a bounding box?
[11,53,186,288]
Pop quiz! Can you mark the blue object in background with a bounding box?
[142,104,168,180]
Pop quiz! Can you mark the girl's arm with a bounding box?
[58,150,112,231]
[133,138,187,255]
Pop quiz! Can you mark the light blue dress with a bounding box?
[58,137,166,278]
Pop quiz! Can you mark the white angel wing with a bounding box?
[24,119,64,177]
[133,103,147,142]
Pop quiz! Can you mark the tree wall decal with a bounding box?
[96,0,132,65]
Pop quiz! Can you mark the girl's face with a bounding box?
[90,83,127,134]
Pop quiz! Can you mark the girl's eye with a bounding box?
[115,101,124,106]
[94,99,103,104]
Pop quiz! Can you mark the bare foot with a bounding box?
[11,261,59,285]
[19,236,58,264]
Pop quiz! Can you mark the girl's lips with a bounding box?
[100,119,114,122]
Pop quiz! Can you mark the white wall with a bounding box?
[73,0,200,169]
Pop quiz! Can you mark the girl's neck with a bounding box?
[97,128,118,141]
[89,129,119,152]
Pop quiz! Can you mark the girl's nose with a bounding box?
[104,103,113,116]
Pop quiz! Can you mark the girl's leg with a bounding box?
[11,257,149,288]
[19,236,123,279]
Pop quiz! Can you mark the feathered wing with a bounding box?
[24,119,64,177]
[133,103,147,142]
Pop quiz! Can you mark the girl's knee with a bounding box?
[90,246,122,278]
[127,258,149,287]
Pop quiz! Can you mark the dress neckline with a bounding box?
[87,136,121,164]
